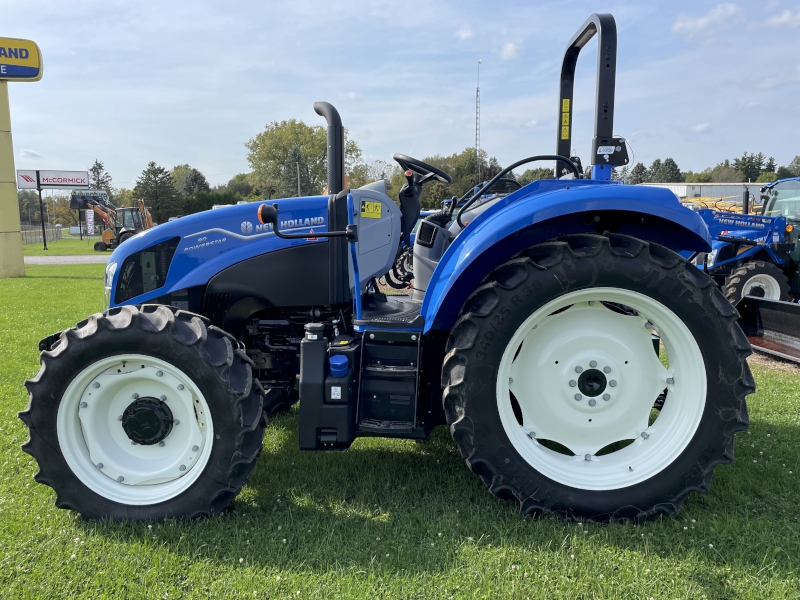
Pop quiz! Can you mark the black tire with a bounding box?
[262,387,299,416]
[19,304,266,521]
[442,233,753,522]
[93,241,108,252]
[118,232,135,245]
[723,260,790,303]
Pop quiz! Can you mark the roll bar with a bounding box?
[314,101,345,195]
[556,13,628,179]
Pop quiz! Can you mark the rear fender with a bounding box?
[420,181,712,333]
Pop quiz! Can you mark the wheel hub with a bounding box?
[578,368,607,397]
[121,397,174,445]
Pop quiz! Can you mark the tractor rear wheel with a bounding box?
[442,234,753,522]
[94,241,108,252]
[723,260,789,303]
[20,305,265,521]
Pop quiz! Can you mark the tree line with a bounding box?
[19,119,800,225]
[618,152,800,185]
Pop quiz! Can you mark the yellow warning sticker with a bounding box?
[562,98,570,112]
[361,200,382,219]
[561,113,570,126]
[561,125,570,140]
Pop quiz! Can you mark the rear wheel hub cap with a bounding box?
[122,397,174,445]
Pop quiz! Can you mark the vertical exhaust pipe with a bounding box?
[313,102,344,195]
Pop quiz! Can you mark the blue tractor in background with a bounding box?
[21,14,753,523]
[699,177,800,303]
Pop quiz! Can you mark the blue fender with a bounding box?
[420,180,712,333]
[109,196,330,307]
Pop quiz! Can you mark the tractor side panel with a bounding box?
[420,184,713,333]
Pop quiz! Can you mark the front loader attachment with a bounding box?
[737,297,800,363]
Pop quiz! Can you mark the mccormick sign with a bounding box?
[17,170,89,190]
[0,37,43,82]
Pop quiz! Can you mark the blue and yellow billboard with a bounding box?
[0,37,42,82]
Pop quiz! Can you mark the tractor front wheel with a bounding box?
[20,305,265,521]
[723,260,789,303]
[443,234,753,522]
[93,241,108,252]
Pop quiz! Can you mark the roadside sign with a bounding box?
[70,189,111,208]
[17,170,89,189]
[0,38,43,82]
[85,209,95,235]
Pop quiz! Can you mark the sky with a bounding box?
[3,0,800,188]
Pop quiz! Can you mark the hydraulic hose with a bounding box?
[456,155,578,229]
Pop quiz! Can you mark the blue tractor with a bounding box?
[698,177,800,303]
[21,14,753,523]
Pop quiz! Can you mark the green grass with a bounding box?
[1,265,799,598]
[23,236,105,256]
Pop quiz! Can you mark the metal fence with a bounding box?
[20,224,63,245]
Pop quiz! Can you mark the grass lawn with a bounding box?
[1,265,799,598]
[23,236,106,256]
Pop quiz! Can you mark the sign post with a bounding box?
[0,36,42,278]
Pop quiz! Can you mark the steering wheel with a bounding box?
[393,154,452,184]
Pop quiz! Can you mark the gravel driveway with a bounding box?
[24,255,109,265]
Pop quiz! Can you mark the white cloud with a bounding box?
[455,28,473,41]
[500,42,522,60]
[672,4,740,39]
[340,92,357,100]
[20,149,42,158]
[767,9,800,27]
[526,120,537,127]
[692,123,710,132]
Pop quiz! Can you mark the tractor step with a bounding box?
[737,296,800,363]
[354,295,423,329]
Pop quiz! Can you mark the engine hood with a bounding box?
[108,195,330,307]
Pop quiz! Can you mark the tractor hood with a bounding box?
[107,195,330,307]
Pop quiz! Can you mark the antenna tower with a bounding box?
[475,59,481,186]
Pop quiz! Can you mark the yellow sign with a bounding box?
[361,200,382,219]
[0,37,42,82]
[560,98,571,140]
[562,99,570,112]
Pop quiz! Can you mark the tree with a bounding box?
[245,119,361,197]
[627,162,648,184]
[684,170,712,183]
[657,158,683,182]
[278,146,313,197]
[647,159,662,183]
[756,172,778,183]
[183,190,243,215]
[172,164,210,195]
[777,155,800,179]
[225,173,255,198]
[709,160,745,183]
[517,167,554,185]
[349,160,397,190]
[88,159,114,200]
[134,162,182,223]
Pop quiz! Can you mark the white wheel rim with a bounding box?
[57,354,214,505]
[496,287,706,490]
[742,273,781,299]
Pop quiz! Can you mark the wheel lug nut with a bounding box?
[174,419,180,426]
[159,441,165,447]
[177,384,185,390]
[589,360,597,368]
[192,445,199,452]
[603,393,610,401]
[131,441,137,445]
[588,399,596,406]
[118,415,123,421]
[603,366,611,373]
[584,454,591,461]
[569,380,577,387]
[609,380,617,387]
[574,393,582,401]
[644,321,653,329]
[97,463,103,469]
[156,370,163,377]
[160,395,167,401]
[509,378,513,384]
[575,366,583,373]
[666,377,675,385]
[179,465,186,471]
[641,432,650,439]
[92,382,100,388]
[132,393,139,399]
[117,476,124,482]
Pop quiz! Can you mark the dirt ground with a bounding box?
[748,352,800,373]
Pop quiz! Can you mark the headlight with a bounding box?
[104,261,117,310]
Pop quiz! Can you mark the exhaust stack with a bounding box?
[314,102,344,195]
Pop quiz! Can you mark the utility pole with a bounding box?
[296,162,301,197]
[36,171,47,250]
[475,59,482,187]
